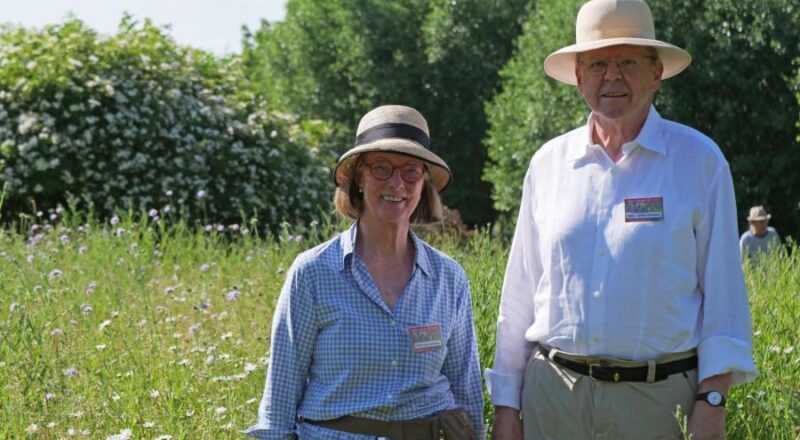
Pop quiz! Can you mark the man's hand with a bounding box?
[687,402,725,439]
[687,373,732,440]
[491,406,522,440]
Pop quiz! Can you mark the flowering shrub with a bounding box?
[0,18,335,230]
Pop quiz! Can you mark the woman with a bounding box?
[244,105,484,439]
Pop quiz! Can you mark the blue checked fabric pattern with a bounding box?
[243,223,485,439]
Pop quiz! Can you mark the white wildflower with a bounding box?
[105,428,132,440]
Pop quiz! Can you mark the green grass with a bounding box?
[0,215,798,439]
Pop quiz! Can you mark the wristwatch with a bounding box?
[696,391,726,407]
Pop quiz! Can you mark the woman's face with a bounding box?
[358,152,427,227]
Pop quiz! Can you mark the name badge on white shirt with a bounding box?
[409,324,443,353]
[624,197,664,222]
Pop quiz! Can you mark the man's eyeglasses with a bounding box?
[365,160,426,183]
[579,55,657,76]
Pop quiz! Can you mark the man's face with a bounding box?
[749,220,769,236]
[575,45,664,124]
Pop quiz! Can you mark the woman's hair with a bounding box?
[333,155,443,224]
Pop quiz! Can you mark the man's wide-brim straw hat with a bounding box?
[747,206,771,221]
[334,105,452,192]
[544,0,692,86]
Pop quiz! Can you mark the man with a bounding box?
[486,1,758,439]
[740,205,782,263]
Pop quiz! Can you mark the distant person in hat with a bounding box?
[486,1,758,439]
[244,105,483,440]
[740,205,783,263]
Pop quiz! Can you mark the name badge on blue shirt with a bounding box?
[409,324,443,353]
[624,197,664,222]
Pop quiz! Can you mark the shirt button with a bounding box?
[390,320,396,326]
[593,290,602,298]
[387,394,394,400]
[598,250,605,256]
[391,360,398,367]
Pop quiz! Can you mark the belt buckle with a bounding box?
[588,362,621,382]
[588,363,602,381]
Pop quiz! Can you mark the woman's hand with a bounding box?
[491,406,522,440]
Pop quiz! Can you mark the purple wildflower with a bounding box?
[225,290,240,301]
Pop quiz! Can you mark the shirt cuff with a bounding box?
[484,368,523,410]
[697,336,759,386]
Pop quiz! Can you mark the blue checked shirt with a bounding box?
[243,223,485,439]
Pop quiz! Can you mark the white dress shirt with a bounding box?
[486,106,759,410]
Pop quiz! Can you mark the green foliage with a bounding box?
[243,0,429,124]
[1,217,798,438]
[731,243,800,438]
[242,0,535,227]
[651,0,800,237]
[485,0,800,237]
[421,0,536,227]
[0,18,336,232]
[483,0,586,217]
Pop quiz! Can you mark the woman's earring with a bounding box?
[358,187,363,193]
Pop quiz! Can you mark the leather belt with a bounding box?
[303,415,439,440]
[538,345,697,383]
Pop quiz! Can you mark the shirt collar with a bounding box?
[411,229,431,278]
[337,222,358,272]
[566,105,666,162]
[337,222,431,278]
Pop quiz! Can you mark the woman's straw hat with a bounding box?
[334,105,452,192]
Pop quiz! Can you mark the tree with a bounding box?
[243,0,534,227]
[483,0,586,219]
[0,18,335,230]
[652,0,800,238]
[422,0,535,227]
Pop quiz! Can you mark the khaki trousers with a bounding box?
[521,350,698,440]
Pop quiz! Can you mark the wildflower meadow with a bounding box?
[0,208,798,439]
